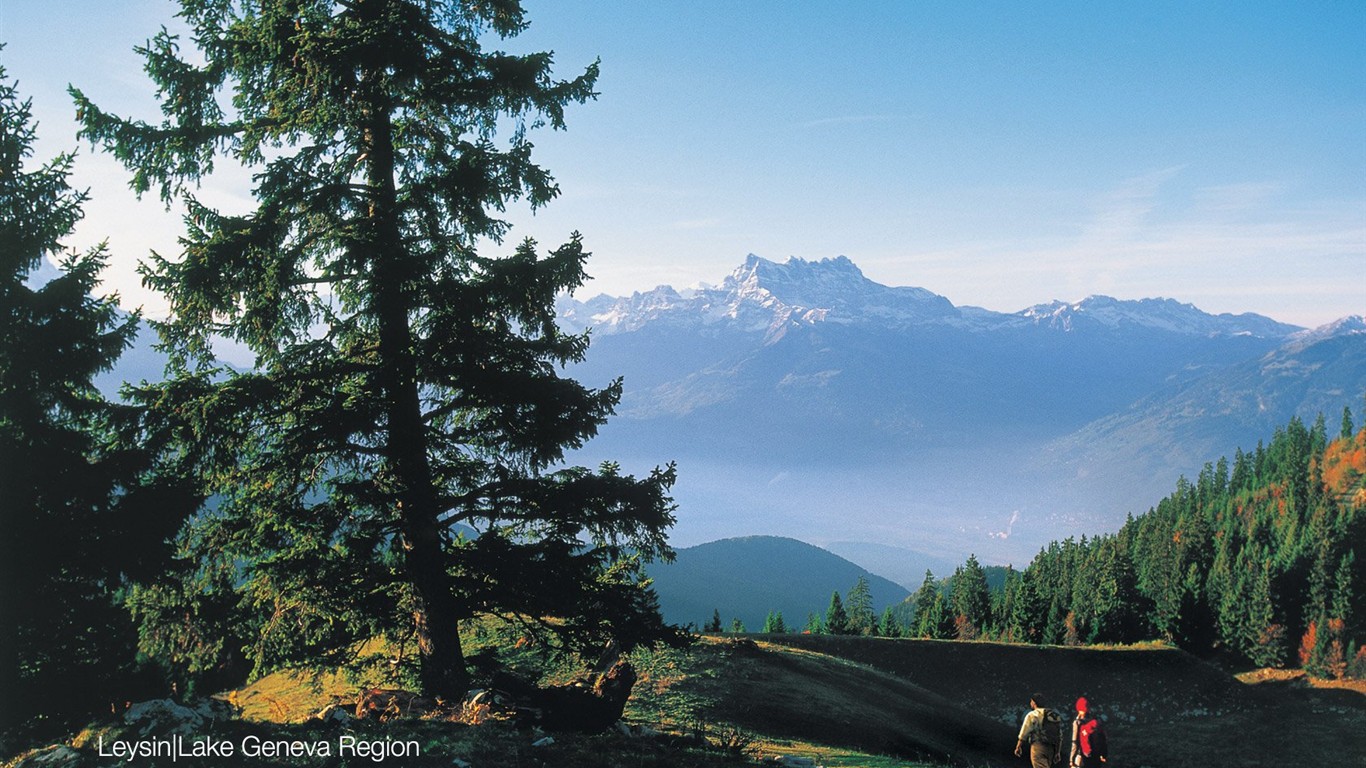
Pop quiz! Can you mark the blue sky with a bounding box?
[3,0,1363,327]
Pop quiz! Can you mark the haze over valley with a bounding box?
[555,254,1364,571]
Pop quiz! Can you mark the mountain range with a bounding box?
[558,254,1365,568]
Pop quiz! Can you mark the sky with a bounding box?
[2,1,1363,328]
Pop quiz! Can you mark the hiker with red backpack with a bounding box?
[1015,692,1064,767]
[1070,697,1108,767]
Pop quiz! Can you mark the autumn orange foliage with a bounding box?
[1298,620,1318,668]
[1320,430,1366,499]
[1325,618,1347,679]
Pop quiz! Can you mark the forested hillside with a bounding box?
[911,407,1366,676]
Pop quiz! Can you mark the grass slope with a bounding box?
[630,637,1014,767]
[10,633,1364,768]
[766,634,1366,768]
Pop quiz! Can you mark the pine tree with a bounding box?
[1082,537,1144,643]
[1003,409,1364,663]
[1231,447,1251,493]
[1310,413,1329,458]
[1331,552,1356,626]
[762,611,787,634]
[1044,594,1068,645]
[1006,570,1045,643]
[1176,562,1216,650]
[916,593,952,640]
[951,554,991,639]
[0,66,180,741]
[846,575,876,635]
[803,612,823,635]
[825,591,850,635]
[877,606,901,638]
[730,618,747,634]
[1342,406,1356,441]
[910,570,939,638]
[74,0,677,697]
[704,609,723,634]
[1245,560,1285,668]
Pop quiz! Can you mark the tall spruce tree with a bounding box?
[0,66,177,742]
[951,554,991,639]
[910,570,941,639]
[845,575,875,635]
[1006,569,1045,643]
[73,0,677,696]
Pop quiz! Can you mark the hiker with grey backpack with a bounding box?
[1015,693,1064,767]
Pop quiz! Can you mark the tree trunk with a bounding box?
[362,58,468,698]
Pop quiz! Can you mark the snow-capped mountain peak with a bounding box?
[559,255,1304,342]
[1018,295,1300,337]
[1280,315,1366,352]
[559,254,960,336]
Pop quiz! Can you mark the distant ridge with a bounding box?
[1018,295,1301,337]
[1042,314,1366,506]
[646,535,910,630]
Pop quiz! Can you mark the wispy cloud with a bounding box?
[886,168,1365,324]
[1079,165,1186,247]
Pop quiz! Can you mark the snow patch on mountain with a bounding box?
[560,255,968,338]
[1018,295,1299,337]
[1286,315,1366,344]
[560,255,1301,341]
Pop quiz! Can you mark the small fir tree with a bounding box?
[762,611,787,634]
[825,591,850,635]
[877,606,901,638]
[704,609,723,634]
[803,612,823,635]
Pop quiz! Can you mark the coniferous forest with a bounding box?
[895,410,1366,678]
[706,409,1364,684]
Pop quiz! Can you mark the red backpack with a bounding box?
[1078,716,1107,757]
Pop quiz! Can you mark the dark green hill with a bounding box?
[646,536,911,630]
